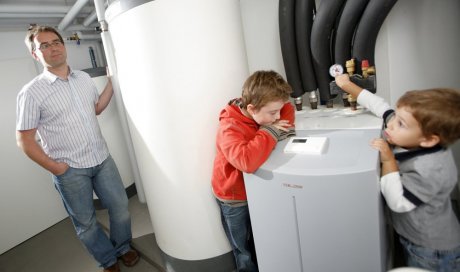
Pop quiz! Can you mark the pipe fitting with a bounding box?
[309,91,318,110]
[99,20,108,32]
[348,94,357,110]
[342,92,350,107]
[346,59,355,76]
[294,96,303,111]
[361,59,369,78]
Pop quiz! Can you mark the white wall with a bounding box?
[381,0,460,200]
[0,31,67,254]
[0,31,110,254]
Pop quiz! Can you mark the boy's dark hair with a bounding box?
[25,25,64,54]
[241,70,292,110]
[397,88,460,146]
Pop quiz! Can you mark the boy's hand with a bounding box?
[260,120,295,142]
[371,138,399,175]
[334,74,363,98]
[272,119,291,132]
[370,138,393,162]
[335,74,351,90]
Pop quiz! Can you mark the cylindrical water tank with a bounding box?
[85,68,136,199]
[106,0,249,270]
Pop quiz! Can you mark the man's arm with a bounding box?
[16,129,67,175]
[95,79,113,115]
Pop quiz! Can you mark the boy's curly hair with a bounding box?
[241,70,292,110]
[397,88,460,147]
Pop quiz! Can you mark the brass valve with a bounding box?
[346,59,355,76]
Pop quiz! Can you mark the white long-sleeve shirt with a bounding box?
[357,89,416,213]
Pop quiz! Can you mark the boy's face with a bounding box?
[248,100,285,126]
[384,106,428,149]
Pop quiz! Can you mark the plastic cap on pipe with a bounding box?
[361,60,369,69]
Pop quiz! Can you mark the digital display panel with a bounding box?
[292,138,307,143]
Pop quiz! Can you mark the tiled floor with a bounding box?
[1,194,457,272]
[0,195,164,272]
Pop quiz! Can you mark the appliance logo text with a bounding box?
[282,183,303,189]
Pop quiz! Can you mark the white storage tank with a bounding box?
[105,0,249,270]
[84,67,136,200]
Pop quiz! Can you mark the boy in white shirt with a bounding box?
[336,74,460,271]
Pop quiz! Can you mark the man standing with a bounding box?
[16,25,139,272]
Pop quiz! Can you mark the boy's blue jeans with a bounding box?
[216,199,258,272]
[52,156,132,268]
[399,236,460,272]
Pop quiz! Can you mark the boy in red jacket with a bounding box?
[212,70,295,271]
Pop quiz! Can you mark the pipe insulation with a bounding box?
[310,0,347,104]
[279,0,305,99]
[295,0,317,93]
[352,0,398,74]
[334,0,370,68]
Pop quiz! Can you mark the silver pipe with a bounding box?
[58,0,90,31]
[0,4,82,13]
[93,0,146,203]
[83,10,98,27]
[65,24,97,32]
[0,13,66,18]
[76,31,101,40]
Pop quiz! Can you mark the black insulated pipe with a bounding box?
[334,0,370,68]
[279,0,305,101]
[352,0,398,74]
[295,0,317,94]
[310,0,346,105]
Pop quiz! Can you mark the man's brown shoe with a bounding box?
[120,249,140,267]
[103,262,120,272]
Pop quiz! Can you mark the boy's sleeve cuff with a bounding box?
[260,125,281,141]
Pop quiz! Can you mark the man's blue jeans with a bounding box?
[400,235,460,272]
[52,155,132,268]
[217,199,258,272]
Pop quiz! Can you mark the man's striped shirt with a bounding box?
[16,68,109,168]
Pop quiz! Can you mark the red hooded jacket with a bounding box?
[211,101,295,201]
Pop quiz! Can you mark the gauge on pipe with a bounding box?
[329,64,344,77]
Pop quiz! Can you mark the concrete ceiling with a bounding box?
[0,0,101,33]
